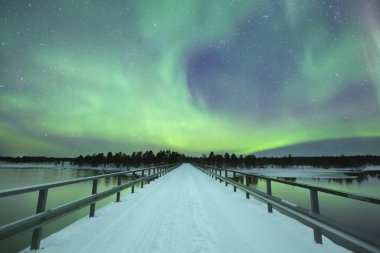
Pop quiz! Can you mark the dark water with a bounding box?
[0,167,137,253]
[240,170,380,247]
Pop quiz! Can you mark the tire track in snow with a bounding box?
[189,166,261,253]
[150,166,221,253]
[77,170,177,252]
[125,171,181,252]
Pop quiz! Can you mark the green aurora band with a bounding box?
[0,0,380,156]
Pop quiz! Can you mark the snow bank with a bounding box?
[0,162,139,173]
[0,163,68,169]
[240,166,380,179]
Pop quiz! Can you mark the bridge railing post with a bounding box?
[266,179,272,213]
[141,170,145,188]
[310,189,322,244]
[131,172,135,193]
[30,189,48,250]
[116,175,122,202]
[244,175,250,199]
[233,171,237,192]
[147,169,151,184]
[225,170,228,186]
[89,179,98,217]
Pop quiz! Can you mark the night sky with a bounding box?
[1,0,380,157]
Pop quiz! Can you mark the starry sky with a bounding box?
[1,0,380,157]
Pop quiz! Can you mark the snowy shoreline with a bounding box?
[1,162,379,179]
[0,162,139,172]
[241,166,380,179]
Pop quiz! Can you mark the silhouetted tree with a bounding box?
[231,153,238,167]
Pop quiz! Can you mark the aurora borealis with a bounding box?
[1,0,380,156]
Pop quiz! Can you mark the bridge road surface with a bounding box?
[24,164,349,253]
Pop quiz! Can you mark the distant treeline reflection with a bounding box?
[1,151,380,169]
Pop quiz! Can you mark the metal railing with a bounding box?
[0,163,180,250]
[193,163,380,253]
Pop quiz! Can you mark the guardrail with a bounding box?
[193,163,380,253]
[0,163,180,250]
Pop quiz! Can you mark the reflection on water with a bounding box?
[282,177,296,182]
[0,167,136,253]
[310,171,380,185]
[233,170,380,246]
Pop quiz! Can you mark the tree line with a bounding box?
[0,150,186,168]
[189,152,380,168]
[72,150,185,167]
[1,151,380,169]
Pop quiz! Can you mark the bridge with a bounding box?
[1,163,379,252]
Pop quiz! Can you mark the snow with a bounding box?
[363,166,380,172]
[240,166,380,179]
[0,163,68,169]
[22,164,350,253]
[0,162,139,173]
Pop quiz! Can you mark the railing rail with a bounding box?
[193,163,380,253]
[0,163,180,250]
[200,164,380,204]
[0,164,174,198]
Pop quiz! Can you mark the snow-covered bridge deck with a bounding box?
[26,164,348,253]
